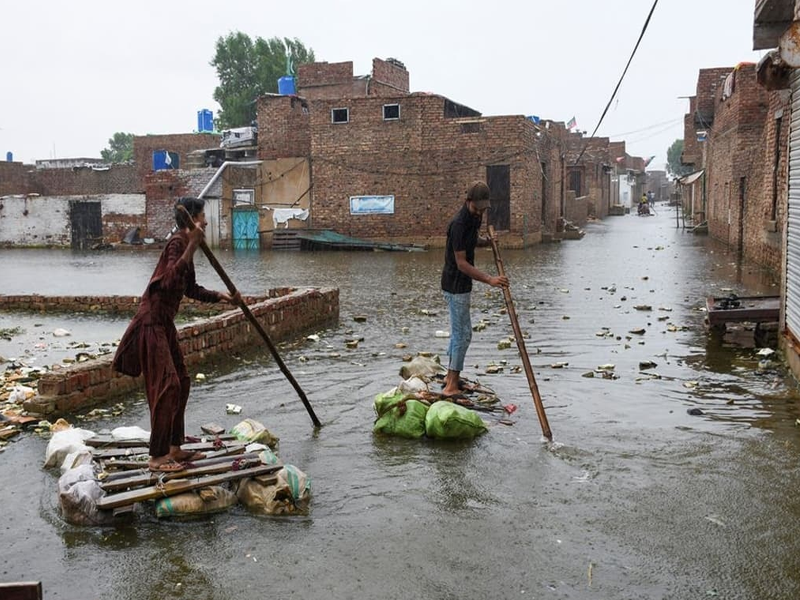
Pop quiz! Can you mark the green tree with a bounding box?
[211,33,315,129]
[666,139,692,178]
[100,132,134,164]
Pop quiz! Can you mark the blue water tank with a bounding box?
[5,152,12,162]
[153,150,179,171]
[278,76,296,96]
[197,109,214,133]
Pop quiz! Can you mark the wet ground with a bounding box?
[3,206,800,599]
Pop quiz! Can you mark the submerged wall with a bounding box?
[16,287,339,415]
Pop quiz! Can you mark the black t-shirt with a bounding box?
[441,204,483,293]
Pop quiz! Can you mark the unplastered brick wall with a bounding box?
[704,64,770,256]
[257,95,311,160]
[307,93,554,247]
[31,165,139,195]
[133,133,221,189]
[25,287,339,415]
[297,61,361,100]
[0,293,271,315]
[370,58,410,95]
[0,162,31,195]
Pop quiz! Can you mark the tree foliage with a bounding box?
[666,139,692,178]
[211,33,315,129]
[100,132,134,164]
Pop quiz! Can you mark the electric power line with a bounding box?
[574,0,660,166]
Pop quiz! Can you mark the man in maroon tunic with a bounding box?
[113,197,240,472]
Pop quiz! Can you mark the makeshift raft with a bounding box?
[372,355,517,440]
[705,295,780,329]
[47,420,311,525]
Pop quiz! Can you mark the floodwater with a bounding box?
[3,207,800,600]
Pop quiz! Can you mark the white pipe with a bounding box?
[198,160,262,200]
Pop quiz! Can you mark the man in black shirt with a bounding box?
[440,181,508,397]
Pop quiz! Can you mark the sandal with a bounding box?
[173,449,207,462]
[148,459,185,473]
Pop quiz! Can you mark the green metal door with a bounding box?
[232,209,259,250]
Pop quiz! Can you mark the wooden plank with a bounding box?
[96,464,281,510]
[706,295,780,326]
[100,443,248,471]
[0,582,42,600]
[92,439,243,459]
[201,423,225,436]
[100,455,268,492]
[86,433,236,448]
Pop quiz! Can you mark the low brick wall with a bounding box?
[565,195,589,227]
[0,289,297,317]
[21,287,339,415]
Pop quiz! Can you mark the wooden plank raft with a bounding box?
[96,463,281,510]
[705,295,780,327]
[99,443,248,470]
[91,439,244,459]
[100,454,272,492]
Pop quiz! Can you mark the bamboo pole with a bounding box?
[177,205,322,428]
[487,225,552,441]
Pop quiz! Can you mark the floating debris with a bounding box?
[345,340,360,349]
[420,309,438,317]
[485,364,504,374]
[52,328,72,337]
[353,315,368,323]
[639,361,658,370]
[687,407,704,415]
[597,364,615,371]
[306,334,320,342]
[550,362,568,369]
[634,305,652,311]
[195,373,206,382]
[757,348,776,357]
[395,343,407,349]
[683,381,699,389]
[472,320,489,332]
[434,331,450,338]
[497,338,513,350]
[582,371,595,378]
[629,328,646,335]
[226,404,243,415]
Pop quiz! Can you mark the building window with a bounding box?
[383,104,400,120]
[569,170,582,196]
[461,122,481,134]
[331,108,349,124]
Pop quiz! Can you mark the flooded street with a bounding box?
[3,207,800,599]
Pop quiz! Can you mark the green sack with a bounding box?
[373,398,429,439]
[373,390,404,416]
[425,401,488,440]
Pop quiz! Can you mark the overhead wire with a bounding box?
[573,0,660,166]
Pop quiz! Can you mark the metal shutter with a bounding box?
[786,71,800,336]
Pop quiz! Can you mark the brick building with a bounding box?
[681,62,788,273]
[565,133,612,219]
[133,133,221,189]
[257,57,575,247]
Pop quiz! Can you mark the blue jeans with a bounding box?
[443,291,472,372]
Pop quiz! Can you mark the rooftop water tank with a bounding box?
[197,109,214,133]
[278,76,296,96]
[6,152,12,162]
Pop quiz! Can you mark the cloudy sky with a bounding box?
[2,0,764,171]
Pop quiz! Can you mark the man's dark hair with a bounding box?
[174,197,205,228]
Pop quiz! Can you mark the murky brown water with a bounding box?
[3,207,800,599]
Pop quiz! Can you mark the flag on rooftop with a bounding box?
[566,116,577,130]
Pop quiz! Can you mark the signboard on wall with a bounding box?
[349,195,394,215]
[233,188,255,206]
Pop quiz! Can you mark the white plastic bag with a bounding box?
[44,427,96,468]
[58,464,115,526]
[60,449,94,474]
[111,426,150,442]
[398,375,429,394]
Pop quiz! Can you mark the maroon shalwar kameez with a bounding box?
[112,231,221,458]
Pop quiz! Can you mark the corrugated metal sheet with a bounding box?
[786,71,800,335]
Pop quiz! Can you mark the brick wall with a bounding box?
[143,168,220,239]
[133,133,221,189]
[23,287,339,415]
[0,162,30,196]
[297,61,364,100]
[0,292,271,315]
[256,96,311,160]
[371,58,410,95]
[566,134,610,218]
[306,93,554,247]
[704,64,772,266]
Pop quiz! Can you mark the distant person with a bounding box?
[112,197,240,472]
[440,181,508,398]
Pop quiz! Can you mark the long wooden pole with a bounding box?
[177,205,322,428]
[487,225,552,441]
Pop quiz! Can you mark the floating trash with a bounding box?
[353,315,368,323]
[597,364,615,371]
[52,328,72,337]
[639,361,657,370]
[226,403,243,415]
[550,362,568,369]
[435,331,450,338]
[306,334,320,342]
[634,305,652,311]
[629,328,646,335]
[497,338,513,350]
[195,373,206,382]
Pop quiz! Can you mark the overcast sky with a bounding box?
[2,0,764,171]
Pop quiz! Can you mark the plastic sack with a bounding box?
[399,355,445,380]
[111,426,150,442]
[258,447,280,465]
[373,390,405,416]
[237,465,311,516]
[425,401,488,440]
[155,486,238,519]
[373,394,429,439]
[8,384,36,404]
[44,427,96,468]
[60,449,93,474]
[58,464,116,526]
[230,419,279,449]
[398,376,428,394]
